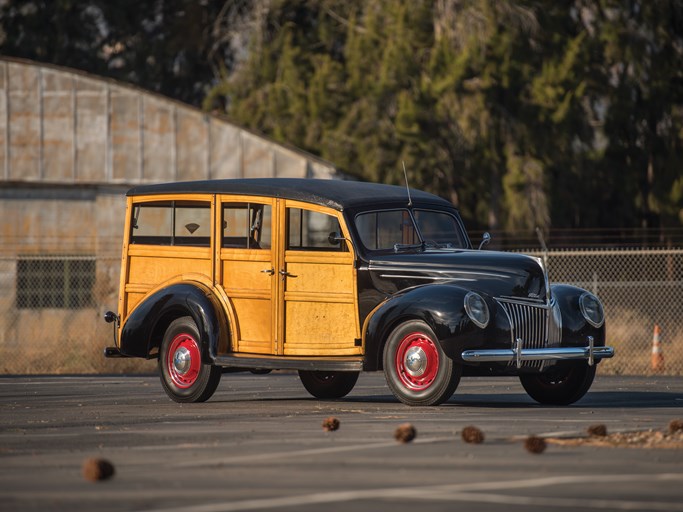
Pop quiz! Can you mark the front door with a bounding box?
[278,201,361,356]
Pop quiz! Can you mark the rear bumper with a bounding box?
[461,336,614,368]
[104,347,129,358]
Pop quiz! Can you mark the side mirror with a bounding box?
[328,231,344,246]
[478,232,491,250]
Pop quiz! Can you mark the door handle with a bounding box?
[261,268,275,276]
[278,269,297,278]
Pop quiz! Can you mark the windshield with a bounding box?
[355,209,467,251]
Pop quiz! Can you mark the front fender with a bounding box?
[119,283,227,363]
[363,284,477,371]
[552,284,606,347]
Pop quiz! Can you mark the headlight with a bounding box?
[579,292,604,328]
[464,292,490,329]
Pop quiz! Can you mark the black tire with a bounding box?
[383,320,461,406]
[249,369,272,375]
[159,316,221,403]
[298,370,359,399]
[520,361,596,405]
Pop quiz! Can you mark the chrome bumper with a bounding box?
[461,336,614,369]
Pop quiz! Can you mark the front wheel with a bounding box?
[159,316,221,403]
[520,361,596,405]
[383,320,461,406]
[298,370,359,399]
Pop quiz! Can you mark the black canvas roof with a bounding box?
[126,178,453,211]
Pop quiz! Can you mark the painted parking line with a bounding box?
[136,473,683,512]
[171,436,453,468]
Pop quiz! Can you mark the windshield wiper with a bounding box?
[393,242,425,253]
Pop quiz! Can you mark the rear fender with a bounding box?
[119,283,228,363]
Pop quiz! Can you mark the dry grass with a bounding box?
[601,306,683,376]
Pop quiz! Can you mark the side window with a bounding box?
[131,201,211,246]
[287,208,346,251]
[356,210,417,250]
[222,203,271,249]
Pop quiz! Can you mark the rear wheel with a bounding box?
[159,316,221,403]
[520,361,596,405]
[383,320,461,406]
[298,370,359,399]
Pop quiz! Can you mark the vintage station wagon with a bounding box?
[104,179,613,406]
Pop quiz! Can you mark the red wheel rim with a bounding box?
[395,332,439,391]
[166,333,201,389]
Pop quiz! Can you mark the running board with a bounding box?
[214,354,364,372]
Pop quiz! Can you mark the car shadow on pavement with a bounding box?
[338,390,683,409]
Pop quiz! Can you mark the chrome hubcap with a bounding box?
[404,346,427,377]
[173,347,192,375]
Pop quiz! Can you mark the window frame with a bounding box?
[130,200,212,247]
[286,206,348,252]
[353,207,468,252]
[221,201,272,250]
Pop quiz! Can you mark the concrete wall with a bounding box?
[0,57,338,185]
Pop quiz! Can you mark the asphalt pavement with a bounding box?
[1,372,682,512]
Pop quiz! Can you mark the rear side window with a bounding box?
[222,203,272,249]
[131,201,211,246]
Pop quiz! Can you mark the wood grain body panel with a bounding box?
[128,253,212,286]
[229,297,273,354]
[283,300,360,356]
[282,247,360,356]
[118,193,365,361]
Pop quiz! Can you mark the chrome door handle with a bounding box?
[278,269,297,278]
[261,268,275,276]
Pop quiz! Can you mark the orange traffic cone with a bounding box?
[651,324,664,372]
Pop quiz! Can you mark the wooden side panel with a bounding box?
[282,252,360,356]
[124,292,145,317]
[284,300,358,356]
[221,250,275,354]
[285,259,353,294]
[229,298,272,354]
[127,250,212,286]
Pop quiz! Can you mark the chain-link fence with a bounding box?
[0,248,681,375]
[524,248,683,376]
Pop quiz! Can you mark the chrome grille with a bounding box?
[496,299,562,369]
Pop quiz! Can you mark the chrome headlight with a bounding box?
[579,292,604,328]
[464,292,490,329]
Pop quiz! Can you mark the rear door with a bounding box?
[216,196,278,354]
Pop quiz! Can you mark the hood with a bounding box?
[367,249,548,301]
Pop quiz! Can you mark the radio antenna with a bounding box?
[402,161,412,207]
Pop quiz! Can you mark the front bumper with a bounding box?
[461,336,614,369]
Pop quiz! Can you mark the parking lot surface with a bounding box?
[1,372,682,512]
